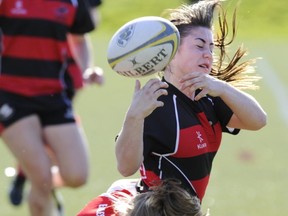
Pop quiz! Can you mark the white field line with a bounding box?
[257,58,288,127]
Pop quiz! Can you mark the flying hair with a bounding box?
[163,0,261,90]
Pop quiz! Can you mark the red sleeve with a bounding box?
[77,195,116,216]
[77,189,134,216]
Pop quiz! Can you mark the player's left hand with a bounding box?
[180,71,225,101]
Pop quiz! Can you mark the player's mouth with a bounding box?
[199,63,210,71]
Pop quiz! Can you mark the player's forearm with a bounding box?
[68,34,92,73]
[115,114,144,177]
[221,82,267,130]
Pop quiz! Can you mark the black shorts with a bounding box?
[0,90,76,132]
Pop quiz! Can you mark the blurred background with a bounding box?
[1,0,287,215]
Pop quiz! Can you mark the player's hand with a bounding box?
[83,66,105,85]
[180,71,225,101]
[127,79,168,119]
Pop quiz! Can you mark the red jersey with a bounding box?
[0,0,94,96]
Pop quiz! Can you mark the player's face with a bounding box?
[172,27,214,76]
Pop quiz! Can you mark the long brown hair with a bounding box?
[164,0,260,90]
[125,179,207,216]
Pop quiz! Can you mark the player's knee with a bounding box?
[63,172,88,188]
[30,169,53,191]
[66,176,87,188]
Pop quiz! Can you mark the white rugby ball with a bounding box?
[107,16,180,78]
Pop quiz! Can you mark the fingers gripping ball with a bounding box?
[107,16,180,78]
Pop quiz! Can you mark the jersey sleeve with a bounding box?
[213,96,240,134]
[69,0,95,34]
[76,195,115,216]
[77,189,134,216]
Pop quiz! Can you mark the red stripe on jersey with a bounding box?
[0,75,62,96]
[208,120,222,149]
[141,169,161,188]
[197,112,222,152]
[175,125,210,158]
[67,63,84,90]
[142,168,209,202]
[197,112,217,142]
[2,0,75,26]
[3,35,68,61]
[192,175,210,202]
[174,121,222,158]
[141,164,210,202]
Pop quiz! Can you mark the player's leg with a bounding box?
[1,115,55,216]
[8,144,64,207]
[43,123,89,188]
[8,147,64,207]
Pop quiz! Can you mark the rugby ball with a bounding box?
[107,16,180,78]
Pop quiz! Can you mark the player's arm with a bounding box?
[67,33,91,72]
[180,72,267,130]
[115,79,168,177]
[67,33,104,85]
[219,82,267,130]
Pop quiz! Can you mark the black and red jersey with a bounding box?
[140,79,240,202]
[0,0,94,96]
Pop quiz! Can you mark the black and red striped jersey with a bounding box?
[140,79,240,202]
[0,0,94,96]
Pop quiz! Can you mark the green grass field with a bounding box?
[1,0,288,215]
